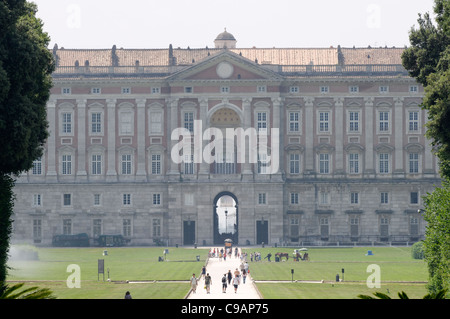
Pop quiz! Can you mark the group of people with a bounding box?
[209,246,243,261]
[190,251,250,295]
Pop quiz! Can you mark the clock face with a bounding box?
[216,62,234,79]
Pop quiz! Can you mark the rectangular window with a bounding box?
[258,193,267,205]
[120,112,133,135]
[123,194,131,206]
[151,87,160,94]
[379,112,389,132]
[63,194,71,206]
[93,219,102,237]
[319,153,330,174]
[409,111,419,132]
[94,194,101,206]
[122,87,131,94]
[379,153,389,173]
[32,157,42,175]
[184,154,195,175]
[290,86,299,93]
[151,154,161,175]
[62,113,72,134]
[410,192,419,204]
[290,193,299,205]
[320,86,329,93]
[153,219,161,237]
[121,154,132,175]
[257,86,266,93]
[123,219,132,237]
[150,111,163,134]
[349,111,360,132]
[62,154,72,175]
[153,193,161,206]
[381,192,389,204]
[409,85,418,93]
[91,112,102,134]
[63,219,72,235]
[92,88,101,94]
[350,192,359,204]
[320,192,329,205]
[290,153,300,174]
[33,194,42,207]
[319,111,329,132]
[33,219,42,239]
[221,86,230,93]
[379,86,389,93]
[257,153,268,174]
[257,112,267,133]
[62,87,71,95]
[349,153,359,174]
[184,112,194,132]
[289,111,300,133]
[184,87,193,93]
[409,153,419,173]
[349,86,359,93]
[91,154,102,175]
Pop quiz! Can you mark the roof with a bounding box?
[53,46,405,68]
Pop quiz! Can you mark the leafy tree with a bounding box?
[0,282,56,299]
[358,289,447,299]
[0,0,54,294]
[402,0,450,295]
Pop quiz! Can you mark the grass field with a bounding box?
[6,245,430,299]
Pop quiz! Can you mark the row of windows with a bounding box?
[257,191,421,206]
[287,152,423,175]
[60,109,163,136]
[57,109,423,136]
[287,110,422,134]
[60,85,420,96]
[32,218,162,238]
[32,192,164,208]
[31,149,425,176]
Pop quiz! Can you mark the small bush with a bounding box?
[411,241,424,259]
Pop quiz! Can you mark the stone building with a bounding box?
[11,31,440,247]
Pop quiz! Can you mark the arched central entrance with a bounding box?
[213,192,238,245]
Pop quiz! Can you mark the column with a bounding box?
[364,97,375,176]
[198,98,209,176]
[242,98,253,176]
[394,97,404,176]
[423,109,435,176]
[168,98,180,177]
[46,99,57,181]
[106,99,117,181]
[304,97,315,173]
[76,99,87,180]
[271,97,282,176]
[136,99,147,180]
[334,97,344,175]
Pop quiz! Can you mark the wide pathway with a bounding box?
[187,248,261,299]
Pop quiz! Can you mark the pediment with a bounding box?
[167,50,284,82]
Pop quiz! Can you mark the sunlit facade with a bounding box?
[11,31,440,247]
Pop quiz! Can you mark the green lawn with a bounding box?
[6,245,430,299]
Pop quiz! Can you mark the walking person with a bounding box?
[204,273,212,294]
[221,273,228,293]
[190,273,199,294]
[232,274,240,293]
[242,270,247,284]
[124,291,132,299]
[227,270,232,285]
[201,265,206,279]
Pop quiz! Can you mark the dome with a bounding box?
[215,29,236,41]
[214,28,237,49]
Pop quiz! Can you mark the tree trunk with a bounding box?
[0,174,15,293]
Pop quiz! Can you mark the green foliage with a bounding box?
[411,241,425,259]
[0,175,15,292]
[423,181,450,294]
[0,282,55,299]
[358,289,447,299]
[0,0,54,175]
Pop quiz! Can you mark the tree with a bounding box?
[0,0,54,293]
[402,0,450,294]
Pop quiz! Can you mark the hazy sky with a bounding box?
[32,0,435,49]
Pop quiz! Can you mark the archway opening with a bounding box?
[213,192,238,245]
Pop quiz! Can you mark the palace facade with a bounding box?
[11,31,440,247]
